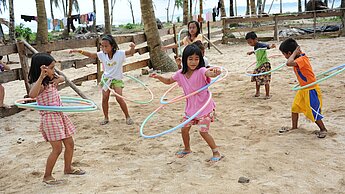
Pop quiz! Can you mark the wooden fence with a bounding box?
[222,9,345,43]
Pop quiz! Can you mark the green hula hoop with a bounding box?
[292,64,345,91]
[178,28,188,56]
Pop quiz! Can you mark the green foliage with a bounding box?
[15,23,32,42]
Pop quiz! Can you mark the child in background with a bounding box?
[0,56,10,108]
[28,53,85,185]
[70,34,136,125]
[150,44,223,162]
[162,20,203,51]
[246,31,276,99]
[278,38,327,138]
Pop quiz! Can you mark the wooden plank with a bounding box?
[75,58,97,69]
[223,25,274,33]
[0,44,17,56]
[113,34,134,44]
[58,60,74,70]
[224,16,274,25]
[0,106,25,118]
[0,68,22,83]
[132,33,146,44]
[123,59,149,72]
[33,39,97,52]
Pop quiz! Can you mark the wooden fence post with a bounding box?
[313,11,317,39]
[16,41,30,95]
[274,15,279,41]
[341,9,345,36]
[96,37,101,83]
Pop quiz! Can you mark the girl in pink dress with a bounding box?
[150,44,223,162]
[28,53,85,185]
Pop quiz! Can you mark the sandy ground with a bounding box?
[1,37,345,194]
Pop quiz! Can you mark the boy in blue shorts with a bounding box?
[278,38,327,138]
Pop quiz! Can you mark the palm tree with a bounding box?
[298,0,302,12]
[219,0,226,18]
[171,0,183,23]
[250,0,256,15]
[92,0,96,32]
[199,0,203,20]
[189,0,192,21]
[341,0,345,36]
[246,0,250,15]
[230,0,235,16]
[103,0,111,34]
[50,0,59,31]
[140,0,177,72]
[36,0,48,44]
[183,0,188,24]
[166,0,171,23]
[110,0,116,27]
[8,0,15,42]
[128,0,135,24]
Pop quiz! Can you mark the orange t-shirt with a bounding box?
[293,54,316,87]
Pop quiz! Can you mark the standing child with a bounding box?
[150,44,223,162]
[70,34,136,125]
[246,31,276,99]
[162,20,203,51]
[28,53,85,185]
[0,56,11,108]
[278,38,327,138]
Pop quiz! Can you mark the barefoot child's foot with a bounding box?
[254,94,260,97]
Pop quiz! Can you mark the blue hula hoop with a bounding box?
[15,96,98,112]
[292,64,345,91]
[140,92,213,139]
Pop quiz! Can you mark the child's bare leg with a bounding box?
[62,137,74,174]
[200,131,220,158]
[265,83,270,98]
[315,120,327,138]
[114,87,130,118]
[177,126,192,156]
[292,112,299,129]
[254,82,260,97]
[0,84,5,107]
[44,141,62,181]
[102,90,111,122]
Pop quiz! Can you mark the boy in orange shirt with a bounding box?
[278,38,327,138]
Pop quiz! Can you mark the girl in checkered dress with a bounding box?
[28,53,85,185]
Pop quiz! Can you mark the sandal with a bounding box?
[100,120,109,125]
[126,118,134,125]
[279,127,290,133]
[316,130,327,138]
[175,150,192,158]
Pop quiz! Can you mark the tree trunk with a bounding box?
[220,0,226,18]
[257,0,263,15]
[110,0,116,27]
[199,0,203,20]
[50,0,55,31]
[298,0,302,12]
[305,0,307,11]
[63,0,72,37]
[8,0,15,43]
[140,0,177,72]
[183,0,188,25]
[129,0,135,24]
[35,0,48,44]
[92,0,96,32]
[189,0,192,21]
[250,0,256,15]
[171,3,176,23]
[230,0,234,16]
[166,0,170,23]
[246,0,250,15]
[103,0,111,34]
[341,0,345,36]
[262,0,266,12]
[324,0,328,7]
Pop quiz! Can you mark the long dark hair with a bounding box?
[102,34,119,55]
[181,44,205,74]
[28,53,56,86]
[187,20,201,39]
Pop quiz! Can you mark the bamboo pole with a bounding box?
[22,40,88,99]
[202,34,223,54]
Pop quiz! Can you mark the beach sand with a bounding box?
[1,37,345,193]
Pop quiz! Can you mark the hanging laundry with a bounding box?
[21,15,36,22]
[87,12,95,22]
